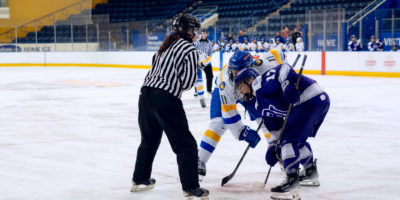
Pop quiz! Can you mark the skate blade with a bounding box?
[300,178,320,187]
[183,190,209,200]
[185,196,209,200]
[271,194,301,200]
[184,194,209,200]
[271,188,300,200]
[130,184,154,192]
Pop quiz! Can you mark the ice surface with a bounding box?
[0,67,399,200]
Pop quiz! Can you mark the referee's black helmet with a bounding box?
[172,13,200,34]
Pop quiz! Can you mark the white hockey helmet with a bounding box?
[253,49,287,75]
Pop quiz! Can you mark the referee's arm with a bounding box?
[180,50,199,91]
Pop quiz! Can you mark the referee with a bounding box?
[195,29,214,94]
[131,14,209,199]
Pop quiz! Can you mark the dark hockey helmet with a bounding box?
[172,13,200,35]
[201,28,209,34]
[233,68,259,102]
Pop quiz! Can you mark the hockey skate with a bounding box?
[183,187,209,200]
[130,178,156,192]
[200,99,206,108]
[198,160,206,181]
[270,173,301,200]
[300,159,320,186]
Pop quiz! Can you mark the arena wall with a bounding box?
[0,51,399,78]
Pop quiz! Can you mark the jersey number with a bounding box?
[265,69,276,82]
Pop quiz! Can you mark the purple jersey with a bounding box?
[251,63,330,176]
[252,63,325,133]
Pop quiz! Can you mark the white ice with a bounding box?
[0,67,399,200]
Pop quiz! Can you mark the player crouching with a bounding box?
[233,62,330,199]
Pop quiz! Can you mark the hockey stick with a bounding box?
[221,120,264,187]
[253,55,308,190]
[292,54,301,69]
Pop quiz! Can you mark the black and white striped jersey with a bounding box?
[143,38,199,98]
[194,38,213,57]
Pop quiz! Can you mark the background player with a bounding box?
[195,29,214,94]
[194,29,214,108]
[348,35,362,51]
[368,35,383,51]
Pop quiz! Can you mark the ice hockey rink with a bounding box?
[0,67,399,200]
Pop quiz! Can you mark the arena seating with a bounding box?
[14,0,375,45]
[260,0,374,38]
[201,0,289,34]
[92,0,194,23]
[15,0,195,43]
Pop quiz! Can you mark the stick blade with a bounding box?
[221,174,233,187]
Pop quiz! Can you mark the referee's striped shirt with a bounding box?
[194,39,213,57]
[143,38,199,98]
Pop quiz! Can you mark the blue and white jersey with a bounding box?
[284,43,295,52]
[231,43,240,51]
[213,43,220,52]
[263,43,272,51]
[252,63,325,141]
[216,65,245,139]
[249,42,258,52]
[273,43,284,51]
[295,42,304,52]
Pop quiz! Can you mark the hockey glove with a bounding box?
[239,126,260,148]
[265,142,279,166]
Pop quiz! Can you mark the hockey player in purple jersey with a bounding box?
[348,35,362,51]
[233,62,330,200]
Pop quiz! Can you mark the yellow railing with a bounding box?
[0,0,108,43]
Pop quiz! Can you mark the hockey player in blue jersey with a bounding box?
[197,50,265,178]
[234,63,330,200]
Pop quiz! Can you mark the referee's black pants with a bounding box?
[133,87,200,190]
[203,64,214,93]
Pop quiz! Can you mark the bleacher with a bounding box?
[15,0,196,44]
[92,0,194,23]
[13,0,380,49]
[260,0,374,38]
[200,0,289,35]
[16,24,99,44]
